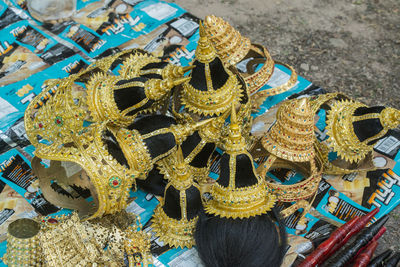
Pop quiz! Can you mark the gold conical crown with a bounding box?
[180,23,243,116]
[203,15,251,66]
[262,98,315,162]
[204,105,276,219]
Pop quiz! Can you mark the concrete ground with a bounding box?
[168,0,400,258]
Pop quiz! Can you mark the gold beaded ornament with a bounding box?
[39,213,127,266]
[256,98,323,221]
[326,99,400,163]
[2,219,42,266]
[204,105,277,219]
[180,22,243,117]
[151,146,200,248]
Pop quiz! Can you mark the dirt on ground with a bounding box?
[169,0,400,256]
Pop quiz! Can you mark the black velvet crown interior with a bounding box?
[128,115,177,160]
[188,57,229,92]
[127,114,176,134]
[103,129,129,168]
[352,106,385,144]
[136,167,168,197]
[217,153,259,188]
[114,77,148,111]
[180,131,216,168]
[162,184,202,220]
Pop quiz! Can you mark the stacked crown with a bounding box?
[203,15,251,66]
[262,98,315,162]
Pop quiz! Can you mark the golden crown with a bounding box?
[25,78,140,219]
[204,106,276,219]
[203,15,298,97]
[326,99,400,163]
[180,22,243,116]
[262,98,315,162]
[151,146,199,248]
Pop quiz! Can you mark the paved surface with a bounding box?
[168,0,400,256]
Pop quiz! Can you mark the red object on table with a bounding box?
[297,216,359,267]
[298,207,380,267]
[352,241,378,267]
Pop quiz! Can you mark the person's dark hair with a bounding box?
[195,207,287,267]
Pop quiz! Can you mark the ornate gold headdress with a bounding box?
[86,72,189,126]
[30,123,138,220]
[151,146,200,248]
[256,98,323,221]
[262,98,315,162]
[203,15,251,67]
[180,22,243,116]
[204,106,276,219]
[326,99,400,163]
[203,15,298,99]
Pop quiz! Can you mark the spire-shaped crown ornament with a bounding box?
[203,15,251,66]
[151,146,201,249]
[180,22,243,116]
[204,105,276,219]
[262,98,315,162]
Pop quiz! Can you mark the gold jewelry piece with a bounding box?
[151,146,199,248]
[86,72,189,126]
[3,219,42,266]
[39,213,122,266]
[262,98,315,162]
[124,227,152,267]
[326,99,400,163]
[204,106,276,219]
[251,61,298,111]
[180,22,243,116]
